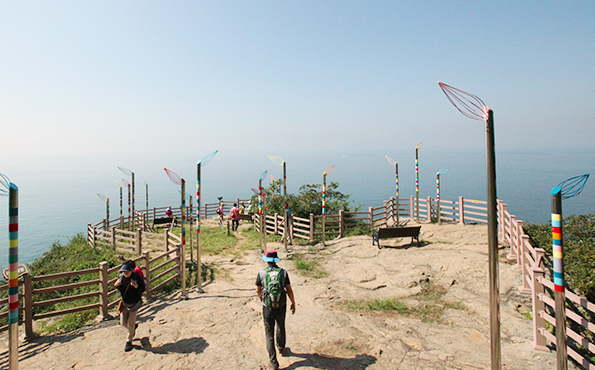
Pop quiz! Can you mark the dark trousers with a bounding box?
[263,305,286,369]
[232,219,239,231]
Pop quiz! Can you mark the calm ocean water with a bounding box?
[1,148,594,266]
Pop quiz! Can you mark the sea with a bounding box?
[1,148,594,267]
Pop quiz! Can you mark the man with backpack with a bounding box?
[256,249,296,370]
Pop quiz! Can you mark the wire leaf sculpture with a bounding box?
[268,156,284,166]
[118,167,133,176]
[416,142,423,150]
[115,180,122,187]
[556,174,589,199]
[97,193,108,201]
[437,167,449,176]
[0,173,10,197]
[198,150,218,166]
[438,82,489,121]
[251,188,259,195]
[164,168,183,185]
[385,156,396,166]
[259,170,268,181]
[324,165,335,175]
[122,179,129,187]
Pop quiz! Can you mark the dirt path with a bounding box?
[1,221,569,369]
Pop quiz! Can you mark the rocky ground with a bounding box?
[0,221,569,369]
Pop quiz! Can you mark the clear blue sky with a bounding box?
[1,1,594,160]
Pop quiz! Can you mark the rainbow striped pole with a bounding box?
[144,181,149,213]
[116,181,123,228]
[195,151,218,292]
[8,181,19,369]
[551,186,567,369]
[181,179,186,297]
[283,161,287,251]
[395,163,399,223]
[415,143,422,222]
[436,168,448,225]
[97,194,109,230]
[259,177,263,252]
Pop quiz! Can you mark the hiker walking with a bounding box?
[256,250,296,370]
[230,203,240,231]
[115,260,145,352]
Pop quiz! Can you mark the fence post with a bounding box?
[136,228,142,255]
[389,197,395,223]
[383,201,388,226]
[227,220,230,236]
[426,197,432,222]
[520,235,530,291]
[309,213,314,242]
[152,207,156,224]
[165,228,170,255]
[23,273,34,339]
[369,207,374,233]
[531,248,549,351]
[497,200,504,239]
[144,251,151,299]
[458,196,465,224]
[177,243,186,298]
[98,261,109,319]
[111,226,117,246]
[92,226,98,248]
[339,210,345,238]
[409,196,414,219]
[103,218,107,231]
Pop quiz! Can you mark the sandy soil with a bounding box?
[1,220,570,369]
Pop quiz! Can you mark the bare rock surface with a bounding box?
[0,221,571,369]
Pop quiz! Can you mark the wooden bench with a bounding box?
[372,226,421,248]
[238,213,253,221]
[153,216,177,228]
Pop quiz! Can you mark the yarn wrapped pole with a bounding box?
[436,168,448,224]
[115,181,123,228]
[258,170,268,253]
[196,150,218,292]
[439,81,500,369]
[144,181,149,212]
[551,174,589,370]
[164,168,186,298]
[1,174,19,369]
[415,143,422,222]
[97,194,109,230]
[268,156,288,251]
[322,165,335,244]
[385,156,399,223]
[118,167,134,228]
[122,179,131,230]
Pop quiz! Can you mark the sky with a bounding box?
[1,1,594,160]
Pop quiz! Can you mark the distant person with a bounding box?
[239,201,245,214]
[256,250,296,370]
[280,208,293,245]
[165,206,173,218]
[115,260,145,352]
[216,202,225,226]
[230,203,240,231]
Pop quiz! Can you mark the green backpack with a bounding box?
[263,267,284,308]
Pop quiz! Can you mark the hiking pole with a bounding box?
[551,174,589,370]
[1,173,19,370]
[385,156,399,224]
[438,81,500,369]
[196,150,218,292]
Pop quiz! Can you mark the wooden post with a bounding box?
[519,236,530,291]
[136,228,142,255]
[339,210,345,238]
[23,274,34,339]
[227,220,230,236]
[92,226,97,247]
[143,251,151,299]
[531,248,549,351]
[410,196,414,219]
[309,213,314,242]
[98,262,109,319]
[497,200,504,239]
[274,213,279,235]
[368,207,373,233]
[165,228,170,255]
[384,200,388,226]
[426,197,432,222]
[390,197,395,223]
[111,226,116,246]
[458,196,465,225]
[152,207,156,224]
[177,244,186,298]
[88,223,92,245]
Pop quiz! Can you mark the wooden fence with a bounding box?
[0,243,185,339]
[498,200,595,367]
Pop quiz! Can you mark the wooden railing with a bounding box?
[0,244,185,339]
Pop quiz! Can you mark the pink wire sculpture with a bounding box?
[164,168,183,185]
[438,82,489,121]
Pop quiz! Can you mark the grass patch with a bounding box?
[342,281,463,323]
[200,227,238,255]
[290,254,328,278]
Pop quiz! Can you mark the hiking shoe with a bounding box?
[124,342,133,352]
[278,347,286,356]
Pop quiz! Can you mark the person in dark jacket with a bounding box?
[115,260,145,351]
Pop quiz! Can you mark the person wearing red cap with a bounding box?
[256,249,296,370]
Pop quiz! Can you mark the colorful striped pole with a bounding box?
[97,194,109,230]
[118,167,135,228]
[8,181,19,369]
[436,168,448,225]
[181,179,186,297]
[322,165,334,244]
[196,150,218,292]
[115,181,123,228]
[385,156,399,223]
[268,156,288,251]
[144,181,149,212]
[415,143,422,222]
[551,186,567,369]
